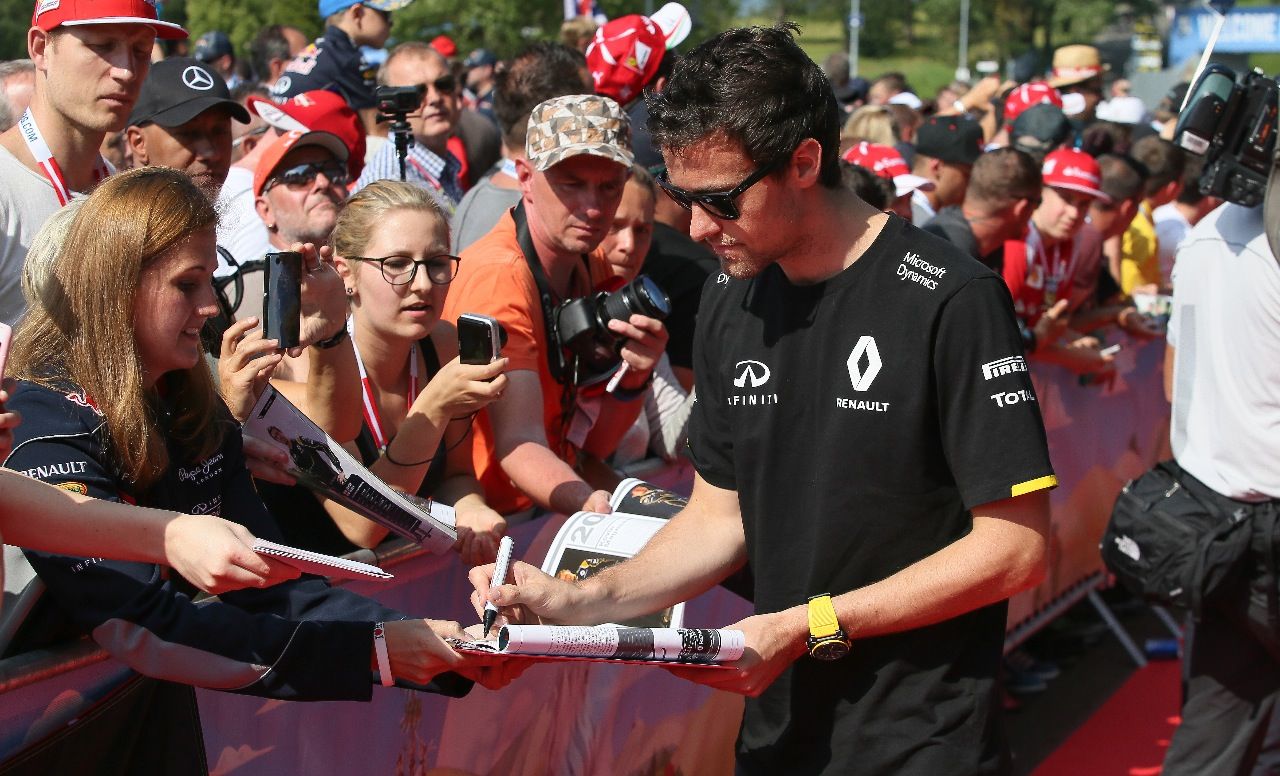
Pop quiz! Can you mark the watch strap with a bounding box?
[807,594,841,639]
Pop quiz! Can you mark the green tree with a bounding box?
[185,0,322,59]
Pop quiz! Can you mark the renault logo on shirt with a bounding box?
[846,336,883,392]
[733,360,771,389]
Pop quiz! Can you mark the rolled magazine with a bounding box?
[243,386,456,553]
[451,625,744,666]
[251,539,393,581]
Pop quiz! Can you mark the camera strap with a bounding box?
[511,202,578,385]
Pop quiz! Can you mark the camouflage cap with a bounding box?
[525,94,634,172]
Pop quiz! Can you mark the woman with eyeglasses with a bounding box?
[4,167,512,702]
[256,180,510,565]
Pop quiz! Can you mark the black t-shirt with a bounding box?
[688,215,1055,775]
[642,222,718,371]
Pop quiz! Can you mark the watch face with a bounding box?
[809,637,851,661]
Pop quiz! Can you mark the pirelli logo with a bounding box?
[981,355,1028,381]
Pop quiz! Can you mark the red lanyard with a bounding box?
[348,318,420,450]
[18,109,111,206]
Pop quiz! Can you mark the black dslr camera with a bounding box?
[1174,63,1279,207]
[554,275,671,384]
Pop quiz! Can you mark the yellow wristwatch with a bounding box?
[807,594,851,660]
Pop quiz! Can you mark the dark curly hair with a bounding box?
[645,24,842,189]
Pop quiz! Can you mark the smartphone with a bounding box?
[0,322,11,378]
[1100,344,1123,357]
[458,313,506,365]
[263,251,302,350]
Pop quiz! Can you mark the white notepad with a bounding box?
[251,540,393,581]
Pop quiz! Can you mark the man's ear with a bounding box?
[124,126,149,167]
[790,138,823,189]
[255,194,275,230]
[515,157,536,197]
[29,28,51,69]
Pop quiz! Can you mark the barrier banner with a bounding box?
[0,339,1169,775]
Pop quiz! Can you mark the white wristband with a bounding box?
[373,622,393,687]
[953,100,968,114]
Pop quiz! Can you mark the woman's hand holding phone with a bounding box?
[291,242,346,358]
[218,317,283,422]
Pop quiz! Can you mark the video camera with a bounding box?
[554,275,671,385]
[1174,63,1279,207]
[374,84,426,182]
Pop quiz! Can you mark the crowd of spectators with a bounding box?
[0,0,1254,771]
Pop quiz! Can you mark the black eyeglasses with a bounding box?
[655,156,786,220]
[349,254,461,286]
[265,161,349,191]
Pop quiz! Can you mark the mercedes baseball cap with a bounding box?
[246,90,366,179]
[33,0,188,39]
[318,0,414,17]
[585,2,692,104]
[842,142,935,198]
[525,94,634,172]
[915,115,984,166]
[1041,147,1111,203]
[254,130,349,197]
[128,58,250,127]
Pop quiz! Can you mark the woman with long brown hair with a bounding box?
[4,167,508,709]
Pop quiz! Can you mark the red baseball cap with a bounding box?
[842,141,935,198]
[586,2,692,104]
[254,130,349,197]
[1040,148,1111,203]
[1003,82,1063,123]
[246,91,367,180]
[33,0,188,39]
[430,35,457,58]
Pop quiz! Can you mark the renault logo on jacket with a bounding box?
[847,336,883,392]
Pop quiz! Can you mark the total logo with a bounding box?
[727,359,778,406]
[990,388,1038,408]
[836,336,890,413]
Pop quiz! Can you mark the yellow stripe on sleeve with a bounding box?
[1010,475,1058,498]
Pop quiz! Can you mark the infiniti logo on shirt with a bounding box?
[728,360,779,407]
[733,360,771,389]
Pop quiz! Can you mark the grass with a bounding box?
[739,14,966,98]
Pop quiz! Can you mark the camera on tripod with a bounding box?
[374,84,426,182]
[1174,63,1279,207]
[554,275,671,385]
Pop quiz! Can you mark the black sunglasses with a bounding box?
[655,157,785,220]
[426,75,457,95]
[348,254,461,286]
[266,161,349,191]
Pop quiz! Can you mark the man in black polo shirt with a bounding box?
[471,25,1056,775]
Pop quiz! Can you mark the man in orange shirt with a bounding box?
[444,94,668,517]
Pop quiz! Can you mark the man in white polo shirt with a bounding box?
[0,0,186,325]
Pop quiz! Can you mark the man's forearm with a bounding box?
[566,477,748,625]
[823,491,1050,645]
[499,441,596,514]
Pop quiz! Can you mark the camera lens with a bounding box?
[598,275,671,328]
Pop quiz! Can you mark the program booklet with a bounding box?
[244,386,457,554]
[449,625,743,668]
[251,539,393,581]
